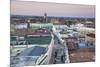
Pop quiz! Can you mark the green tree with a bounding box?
[64,20,77,27]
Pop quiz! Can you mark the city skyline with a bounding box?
[11,0,95,18]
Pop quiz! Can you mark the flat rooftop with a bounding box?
[19,46,47,56]
[10,46,48,66]
[69,48,95,63]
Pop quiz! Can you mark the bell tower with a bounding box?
[44,12,47,23]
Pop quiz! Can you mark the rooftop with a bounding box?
[19,46,47,56]
[11,28,51,36]
[69,48,95,63]
[86,33,95,38]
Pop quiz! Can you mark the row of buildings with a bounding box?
[10,13,95,66]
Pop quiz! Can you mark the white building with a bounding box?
[14,23,28,29]
[78,27,95,36]
[53,25,68,32]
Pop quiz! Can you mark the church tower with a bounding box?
[43,12,48,23]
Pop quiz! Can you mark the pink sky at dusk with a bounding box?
[11,0,95,18]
